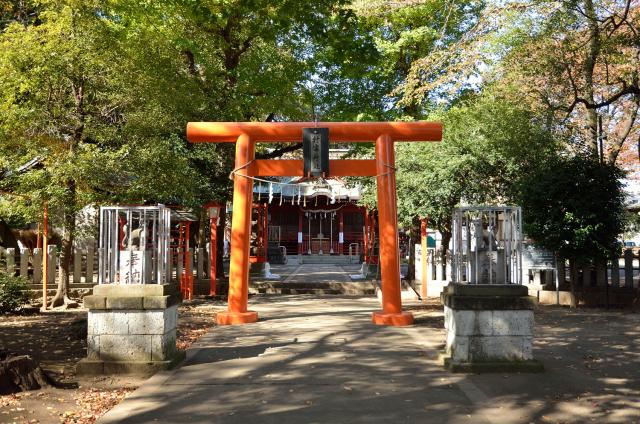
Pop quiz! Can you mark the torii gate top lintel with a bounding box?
[186,121,442,327]
[186,121,443,143]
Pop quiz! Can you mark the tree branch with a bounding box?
[255,143,303,159]
[607,95,640,163]
[580,83,640,109]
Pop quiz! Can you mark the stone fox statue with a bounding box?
[121,225,146,250]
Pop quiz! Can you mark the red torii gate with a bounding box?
[187,122,442,326]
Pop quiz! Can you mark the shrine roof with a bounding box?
[252,177,361,201]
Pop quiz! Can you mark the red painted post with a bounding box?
[298,211,303,255]
[179,223,184,297]
[371,212,376,264]
[216,134,259,325]
[210,213,217,296]
[339,209,344,255]
[420,217,428,301]
[363,212,369,264]
[262,204,268,261]
[185,222,192,300]
[372,134,413,326]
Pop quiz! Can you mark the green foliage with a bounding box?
[0,0,631,277]
[0,0,366,225]
[517,155,626,263]
[360,94,556,237]
[0,271,29,313]
[314,0,484,121]
[0,0,135,225]
[402,0,640,165]
[624,211,640,237]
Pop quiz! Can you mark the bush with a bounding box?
[517,154,626,264]
[0,271,29,313]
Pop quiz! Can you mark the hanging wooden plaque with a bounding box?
[303,128,329,177]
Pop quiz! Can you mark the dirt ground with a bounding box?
[1,296,639,423]
[0,299,227,424]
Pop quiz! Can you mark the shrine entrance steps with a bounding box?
[298,254,357,265]
[250,263,376,296]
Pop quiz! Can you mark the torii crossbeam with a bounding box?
[186,121,443,326]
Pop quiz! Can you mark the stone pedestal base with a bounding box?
[442,283,543,373]
[79,284,183,375]
[216,310,259,325]
[371,311,414,326]
[76,351,185,375]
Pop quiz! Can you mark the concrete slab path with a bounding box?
[99,285,640,423]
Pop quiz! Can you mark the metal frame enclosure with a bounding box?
[451,206,523,285]
[98,205,171,285]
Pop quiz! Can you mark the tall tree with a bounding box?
[403,0,640,166]
[358,94,556,276]
[0,0,381,294]
[313,0,484,121]
[517,154,626,305]
[0,0,131,305]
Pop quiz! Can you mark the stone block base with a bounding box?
[440,352,543,373]
[77,351,185,375]
[442,283,541,372]
[81,285,183,375]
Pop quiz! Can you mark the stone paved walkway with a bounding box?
[99,267,640,423]
[279,263,357,284]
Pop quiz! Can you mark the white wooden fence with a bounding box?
[415,245,640,288]
[0,243,213,288]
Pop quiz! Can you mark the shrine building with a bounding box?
[249,176,379,264]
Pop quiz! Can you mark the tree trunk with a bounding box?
[440,230,452,280]
[0,354,51,395]
[197,206,207,248]
[582,0,601,155]
[569,259,578,308]
[51,178,75,307]
[51,76,84,307]
[405,217,421,283]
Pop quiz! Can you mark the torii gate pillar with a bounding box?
[217,134,258,324]
[372,134,412,325]
[187,122,442,326]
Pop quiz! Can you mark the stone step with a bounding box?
[24,287,93,295]
[299,255,357,264]
[249,281,376,295]
[251,288,376,295]
[27,283,95,289]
